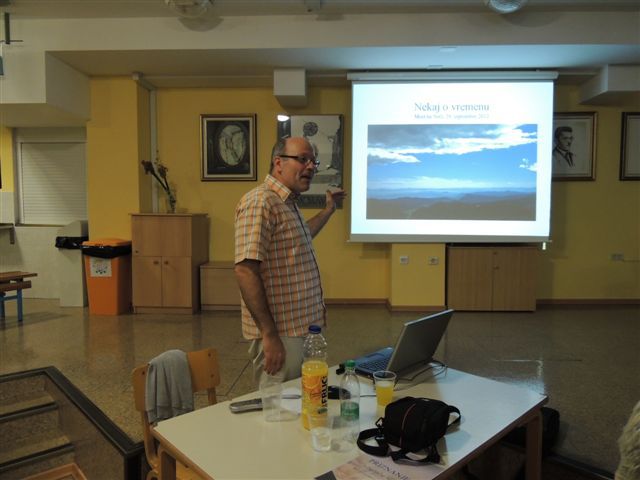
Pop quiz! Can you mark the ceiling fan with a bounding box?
[164,0,213,18]
[485,0,528,14]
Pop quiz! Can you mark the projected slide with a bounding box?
[350,78,555,243]
[367,123,538,221]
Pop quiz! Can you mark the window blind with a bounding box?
[20,142,87,225]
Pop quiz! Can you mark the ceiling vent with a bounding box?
[485,0,528,14]
[273,68,307,108]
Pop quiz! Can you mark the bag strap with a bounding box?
[357,418,389,456]
[445,404,462,428]
[390,444,441,464]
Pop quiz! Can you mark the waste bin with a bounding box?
[56,220,89,307]
[81,238,132,315]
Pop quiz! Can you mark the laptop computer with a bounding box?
[354,309,453,377]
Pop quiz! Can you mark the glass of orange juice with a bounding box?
[373,370,396,406]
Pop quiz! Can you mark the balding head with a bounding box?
[270,137,316,173]
[269,136,317,194]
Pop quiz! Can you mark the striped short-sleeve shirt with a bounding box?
[234,175,325,339]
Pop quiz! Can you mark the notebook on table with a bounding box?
[354,309,454,377]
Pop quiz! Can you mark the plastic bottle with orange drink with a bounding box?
[301,325,328,430]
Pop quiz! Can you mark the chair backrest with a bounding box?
[131,348,220,478]
[187,348,220,405]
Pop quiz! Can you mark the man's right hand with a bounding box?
[262,332,286,375]
[235,260,285,375]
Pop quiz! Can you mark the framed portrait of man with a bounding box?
[552,112,596,181]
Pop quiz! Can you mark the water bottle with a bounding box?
[301,325,328,430]
[340,359,360,442]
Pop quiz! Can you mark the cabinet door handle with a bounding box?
[153,260,159,265]
[164,260,169,265]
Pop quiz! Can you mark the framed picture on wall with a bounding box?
[552,112,597,181]
[201,114,257,181]
[620,112,640,181]
[276,114,344,208]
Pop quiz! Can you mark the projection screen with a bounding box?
[349,71,557,243]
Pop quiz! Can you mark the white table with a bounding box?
[153,366,547,480]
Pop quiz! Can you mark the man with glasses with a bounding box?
[234,136,346,384]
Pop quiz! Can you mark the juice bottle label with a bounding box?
[301,360,328,429]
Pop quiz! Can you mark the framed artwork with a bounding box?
[277,114,344,208]
[201,114,257,181]
[552,112,597,181]
[620,112,640,181]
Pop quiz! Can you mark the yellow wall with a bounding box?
[1,78,633,303]
[86,77,143,240]
[155,85,390,301]
[390,244,446,308]
[537,85,640,300]
[86,79,639,303]
[0,126,13,192]
[137,85,153,214]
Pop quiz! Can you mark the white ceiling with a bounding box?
[0,0,636,126]
[2,0,639,89]
[5,0,640,18]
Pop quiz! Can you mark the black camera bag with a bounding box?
[357,396,461,464]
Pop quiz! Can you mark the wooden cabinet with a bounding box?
[131,214,209,314]
[446,245,537,311]
[200,262,241,310]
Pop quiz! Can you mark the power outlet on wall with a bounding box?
[399,256,409,265]
[428,256,439,265]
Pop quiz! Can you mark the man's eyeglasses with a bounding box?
[278,154,320,168]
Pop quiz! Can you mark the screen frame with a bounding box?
[348,72,557,244]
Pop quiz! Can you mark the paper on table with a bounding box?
[315,453,444,480]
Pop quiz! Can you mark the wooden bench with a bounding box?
[0,271,38,322]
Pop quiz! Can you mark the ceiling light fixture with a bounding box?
[164,0,213,19]
[303,0,324,13]
[484,0,528,14]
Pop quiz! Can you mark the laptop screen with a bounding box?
[354,309,453,377]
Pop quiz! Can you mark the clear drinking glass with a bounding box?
[373,370,396,407]
[259,371,285,422]
[307,407,331,452]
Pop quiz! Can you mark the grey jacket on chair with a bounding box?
[145,349,194,424]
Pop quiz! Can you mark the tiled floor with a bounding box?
[0,299,638,475]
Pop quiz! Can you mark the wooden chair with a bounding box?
[132,348,221,480]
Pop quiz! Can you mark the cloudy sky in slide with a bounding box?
[367,124,538,190]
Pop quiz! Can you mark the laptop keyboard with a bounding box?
[359,357,389,371]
